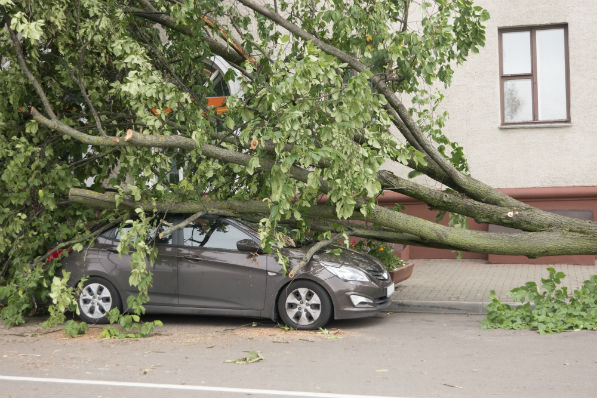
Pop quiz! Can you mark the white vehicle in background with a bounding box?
[203,55,243,101]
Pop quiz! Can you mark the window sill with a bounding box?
[499,122,572,129]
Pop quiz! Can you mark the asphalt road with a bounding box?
[1,313,595,398]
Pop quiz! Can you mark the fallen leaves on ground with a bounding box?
[316,327,343,339]
[225,350,264,364]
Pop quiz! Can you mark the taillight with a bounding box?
[46,248,73,262]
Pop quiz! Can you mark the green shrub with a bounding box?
[350,239,405,271]
[483,268,597,334]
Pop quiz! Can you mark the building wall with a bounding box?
[438,0,597,188]
[380,1,597,263]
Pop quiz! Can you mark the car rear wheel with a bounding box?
[78,277,121,324]
[277,280,332,330]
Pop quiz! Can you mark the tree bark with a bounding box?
[377,170,596,235]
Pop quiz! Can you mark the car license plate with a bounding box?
[386,283,395,297]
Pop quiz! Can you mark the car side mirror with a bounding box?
[236,239,261,253]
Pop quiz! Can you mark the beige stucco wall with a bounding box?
[432,0,597,188]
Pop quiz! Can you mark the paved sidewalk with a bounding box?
[389,259,597,314]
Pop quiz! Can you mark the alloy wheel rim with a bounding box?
[79,283,112,319]
[285,287,322,326]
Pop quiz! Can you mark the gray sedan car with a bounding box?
[62,216,395,330]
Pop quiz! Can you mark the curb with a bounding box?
[388,300,499,315]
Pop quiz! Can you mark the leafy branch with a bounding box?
[483,268,597,334]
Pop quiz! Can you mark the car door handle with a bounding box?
[183,256,202,262]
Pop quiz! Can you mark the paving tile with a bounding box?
[393,259,597,304]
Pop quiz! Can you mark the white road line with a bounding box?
[0,375,409,398]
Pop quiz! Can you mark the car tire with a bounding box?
[277,280,332,330]
[77,277,121,324]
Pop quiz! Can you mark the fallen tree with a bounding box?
[0,0,595,325]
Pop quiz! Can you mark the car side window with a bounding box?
[109,224,173,245]
[100,227,117,240]
[182,219,252,250]
[182,219,209,247]
[113,226,131,241]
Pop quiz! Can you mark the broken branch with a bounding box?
[288,233,345,278]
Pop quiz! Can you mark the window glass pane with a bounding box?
[101,227,117,240]
[182,219,251,250]
[182,220,208,247]
[151,224,174,245]
[203,222,251,250]
[536,28,567,120]
[168,157,180,184]
[502,31,531,74]
[114,224,174,245]
[114,226,131,241]
[504,79,533,123]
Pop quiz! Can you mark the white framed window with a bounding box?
[499,25,570,125]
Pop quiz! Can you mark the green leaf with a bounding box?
[224,116,235,130]
[246,156,260,175]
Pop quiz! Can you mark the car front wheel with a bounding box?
[277,280,332,330]
[78,277,121,324]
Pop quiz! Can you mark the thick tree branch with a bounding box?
[129,8,246,67]
[306,219,441,248]
[69,188,597,257]
[366,204,596,256]
[401,0,410,32]
[136,0,256,65]
[377,170,596,236]
[32,108,329,192]
[201,13,256,66]
[68,188,341,219]
[32,107,122,145]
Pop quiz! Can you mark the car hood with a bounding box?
[282,244,386,274]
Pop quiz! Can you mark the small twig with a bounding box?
[68,148,119,169]
[69,67,107,136]
[288,233,344,278]
[443,383,464,389]
[4,327,63,338]
[221,322,255,332]
[37,216,124,269]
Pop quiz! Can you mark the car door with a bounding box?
[101,224,179,306]
[177,217,267,310]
